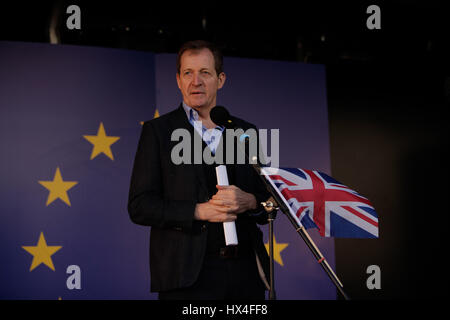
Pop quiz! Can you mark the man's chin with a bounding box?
[188,101,212,110]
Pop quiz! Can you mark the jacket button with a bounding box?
[201,224,207,232]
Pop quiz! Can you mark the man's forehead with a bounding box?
[180,49,214,69]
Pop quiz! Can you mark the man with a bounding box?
[128,40,270,300]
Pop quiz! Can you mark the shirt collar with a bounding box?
[182,102,198,122]
[182,102,224,131]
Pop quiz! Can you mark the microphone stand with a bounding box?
[262,198,278,300]
[235,133,350,300]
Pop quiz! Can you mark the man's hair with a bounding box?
[176,40,224,76]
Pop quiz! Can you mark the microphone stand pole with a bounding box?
[263,199,277,300]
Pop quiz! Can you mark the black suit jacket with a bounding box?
[128,105,270,292]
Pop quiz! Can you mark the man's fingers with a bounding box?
[206,205,237,222]
[212,190,237,203]
[212,190,231,199]
[209,198,223,206]
[216,184,238,190]
[216,184,230,190]
[209,200,240,214]
[197,202,240,222]
[209,198,232,207]
[213,205,232,213]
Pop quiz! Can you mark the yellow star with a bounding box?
[140,109,160,125]
[38,167,78,206]
[22,232,62,272]
[265,235,289,266]
[83,122,120,160]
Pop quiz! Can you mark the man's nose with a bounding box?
[192,73,202,86]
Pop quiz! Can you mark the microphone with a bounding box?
[210,105,235,129]
[210,105,253,144]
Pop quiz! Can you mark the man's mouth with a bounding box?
[191,92,204,95]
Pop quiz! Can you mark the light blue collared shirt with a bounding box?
[182,102,224,155]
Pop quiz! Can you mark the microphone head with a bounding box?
[210,105,233,128]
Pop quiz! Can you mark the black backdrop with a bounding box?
[329,60,447,299]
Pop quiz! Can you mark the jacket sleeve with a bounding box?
[245,123,276,225]
[247,165,274,225]
[127,121,197,231]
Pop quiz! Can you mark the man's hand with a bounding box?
[211,185,257,214]
[194,201,237,222]
[194,185,257,222]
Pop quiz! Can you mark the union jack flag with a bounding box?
[261,167,379,238]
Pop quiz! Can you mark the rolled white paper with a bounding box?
[215,165,238,246]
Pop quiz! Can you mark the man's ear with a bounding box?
[176,73,181,90]
[217,72,226,89]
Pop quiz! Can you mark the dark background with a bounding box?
[1,1,448,299]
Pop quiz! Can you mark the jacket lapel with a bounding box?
[168,104,210,202]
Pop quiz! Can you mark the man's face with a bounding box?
[176,48,226,112]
